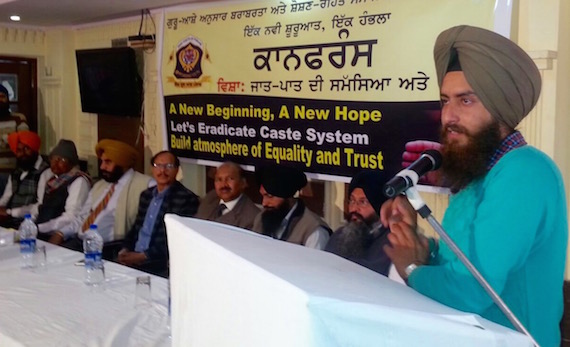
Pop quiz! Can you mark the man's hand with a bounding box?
[403,140,443,186]
[383,221,430,280]
[380,195,417,230]
[48,232,65,245]
[117,251,147,266]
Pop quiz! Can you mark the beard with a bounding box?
[440,119,503,192]
[100,166,125,183]
[332,221,372,258]
[17,154,38,172]
[0,102,9,118]
[261,200,292,237]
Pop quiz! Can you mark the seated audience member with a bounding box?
[195,161,260,230]
[32,139,91,241]
[0,84,29,192]
[325,170,393,276]
[54,139,153,248]
[118,150,199,277]
[252,165,330,249]
[0,131,50,228]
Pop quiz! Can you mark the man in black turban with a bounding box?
[251,164,330,249]
[380,25,566,347]
[325,170,394,276]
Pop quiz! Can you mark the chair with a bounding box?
[102,239,123,261]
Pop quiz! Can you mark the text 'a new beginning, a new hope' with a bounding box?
[170,103,382,126]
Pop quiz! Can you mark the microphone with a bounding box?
[383,149,442,198]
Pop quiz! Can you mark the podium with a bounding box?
[165,215,531,347]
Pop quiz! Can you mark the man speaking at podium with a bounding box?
[381,26,567,347]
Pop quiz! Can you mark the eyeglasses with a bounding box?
[152,163,177,170]
[347,199,370,208]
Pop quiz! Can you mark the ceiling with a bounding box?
[0,0,216,27]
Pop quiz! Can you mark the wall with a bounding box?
[517,0,570,277]
[71,16,206,194]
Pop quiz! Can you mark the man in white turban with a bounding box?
[380,25,566,347]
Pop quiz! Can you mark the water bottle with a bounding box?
[83,224,104,286]
[19,214,37,268]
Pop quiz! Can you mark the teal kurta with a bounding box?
[409,146,567,347]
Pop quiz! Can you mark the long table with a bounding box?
[0,238,171,347]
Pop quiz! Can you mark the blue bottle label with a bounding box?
[85,251,102,268]
[20,239,36,253]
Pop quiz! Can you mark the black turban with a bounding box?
[256,165,307,198]
[434,25,541,129]
[348,170,390,213]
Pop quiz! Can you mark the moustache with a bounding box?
[347,211,364,221]
[443,124,468,135]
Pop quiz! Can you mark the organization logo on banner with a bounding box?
[168,35,211,88]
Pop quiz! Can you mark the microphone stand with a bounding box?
[404,186,540,347]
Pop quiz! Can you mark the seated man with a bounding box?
[54,139,153,249]
[0,131,50,229]
[32,139,92,241]
[195,161,260,230]
[325,170,392,275]
[0,84,29,192]
[252,165,330,249]
[118,150,199,277]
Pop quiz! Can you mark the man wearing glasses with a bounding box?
[325,170,394,276]
[118,150,199,277]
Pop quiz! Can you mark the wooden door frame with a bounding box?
[0,56,38,132]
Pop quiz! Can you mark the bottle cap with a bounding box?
[89,224,97,229]
[24,213,32,219]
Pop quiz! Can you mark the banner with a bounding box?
[161,0,498,181]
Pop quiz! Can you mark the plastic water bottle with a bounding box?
[83,224,104,286]
[19,214,37,268]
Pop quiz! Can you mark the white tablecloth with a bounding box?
[166,215,532,347]
[0,239,171,347]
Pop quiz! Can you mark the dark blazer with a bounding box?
[195,190,260,230]
[122,181,199,275]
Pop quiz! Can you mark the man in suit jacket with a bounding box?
[118,150,199,277]
[252,164,331,249]
[195,161,260,230]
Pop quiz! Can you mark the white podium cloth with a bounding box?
[0,240,170,347]
[165,215,532,347]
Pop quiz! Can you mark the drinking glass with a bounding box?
[135,275,152,308]
[32,245,47,271]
